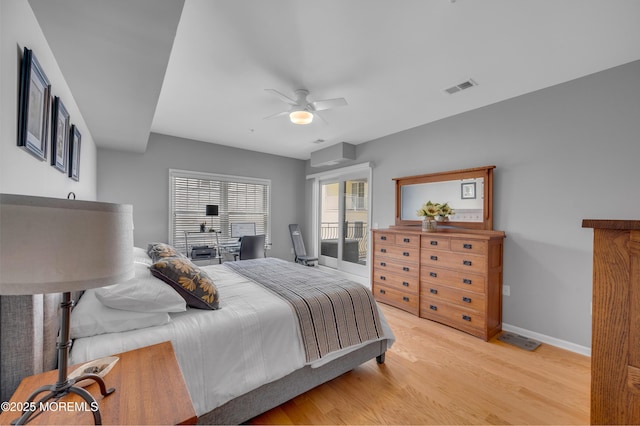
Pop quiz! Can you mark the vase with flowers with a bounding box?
[417,201,455,231]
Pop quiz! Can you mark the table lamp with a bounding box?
[0,194,134,425]
[205,204,218,232]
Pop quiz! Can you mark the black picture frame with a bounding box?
[51,96,70,173]
[461,182,476,199]
[68,125,81,181]
[17,47,50,161]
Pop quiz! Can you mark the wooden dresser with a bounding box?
[583,219,640,425]
[372,227,505,341]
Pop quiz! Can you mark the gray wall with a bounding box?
[97,132,307,261]
[306,60,640,349]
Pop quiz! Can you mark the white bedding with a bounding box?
[70,263,394,416]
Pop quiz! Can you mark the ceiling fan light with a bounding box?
[289,110,313,125]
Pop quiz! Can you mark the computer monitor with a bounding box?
[231,223,256,238]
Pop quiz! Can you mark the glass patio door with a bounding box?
[318,176,368,277]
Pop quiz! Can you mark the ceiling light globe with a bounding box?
[289,110,313,125]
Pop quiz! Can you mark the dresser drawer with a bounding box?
[373,269,419,295]
[374,258,419,277]
[421,250,485,274]
[450,238,488,256]
[420,266,486,294]
[421,235,451,251]
[373,283,419,315]
[373,232,395,244]
[374,244,420,263]
[420,283,486,313]
[419,298,486,334]
[394,234,420,248]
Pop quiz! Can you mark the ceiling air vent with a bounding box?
[444,79,477,95]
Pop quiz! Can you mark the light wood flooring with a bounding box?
[249,304,590,425]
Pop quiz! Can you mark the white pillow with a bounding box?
[70,289,170,339]
[95,263,186,313]
[133,246,152,265]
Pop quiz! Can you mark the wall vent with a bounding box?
[444,79,477,94]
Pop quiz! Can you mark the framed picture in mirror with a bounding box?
[461,182,476,199]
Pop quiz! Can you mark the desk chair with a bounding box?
[288,224,318,266]
[234,234,266,260]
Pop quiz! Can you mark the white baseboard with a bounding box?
[502,323,591,357]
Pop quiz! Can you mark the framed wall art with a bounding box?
[17,47,51,161]
[51,96,70,173]
[68,125,81,181]
[461,182,476,199]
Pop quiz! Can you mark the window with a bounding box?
[169,169,270,254]
[347,181,367,210]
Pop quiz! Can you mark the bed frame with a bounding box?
[0,294,388,424]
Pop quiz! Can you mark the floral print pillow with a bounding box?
[150,256,220,310]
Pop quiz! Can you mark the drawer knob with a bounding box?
[403,296,410,302]
[403,238,410,243]
[381,236,387,240]
[462,315,472,322]
[463,260,472,266]
[430,255,438,261]
[403,266,410,272]
[462,296,472,303]
[463,243,473,249]
[430,240,438,246]
[430,305,438,311]
[402,282,409,287]
[463,278,472,285]
[380,262,386,267]
[403,252,410,257]
[430,288,437,294]
[379,289,386,294]
[429,272,437,278]
[380,275,386,281]
[381,248,387,253]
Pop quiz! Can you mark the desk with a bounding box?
[0,341,196,425]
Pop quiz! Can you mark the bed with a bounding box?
[0,246,395,425]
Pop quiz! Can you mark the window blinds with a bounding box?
[169,170,270,254]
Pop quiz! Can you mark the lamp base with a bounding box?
[12,376,114,425]
[11,292,115,425]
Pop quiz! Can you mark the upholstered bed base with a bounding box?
[0,294,388,424]
[198,339,387,425]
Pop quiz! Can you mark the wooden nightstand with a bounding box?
[0,341,196,425]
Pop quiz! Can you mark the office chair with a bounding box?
[288,224,318,266]
[234,234,266,260]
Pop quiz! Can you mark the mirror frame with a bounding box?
[394,165,495,230]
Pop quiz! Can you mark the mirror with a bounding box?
[394,165,495,230]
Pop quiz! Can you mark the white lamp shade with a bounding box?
[0,194,134,295]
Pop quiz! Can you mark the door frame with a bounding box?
[307,162,373,277]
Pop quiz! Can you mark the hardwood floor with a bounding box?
[249,304,590,425]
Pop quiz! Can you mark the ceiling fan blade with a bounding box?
[265,89,298,106]
[310,97,347,112]
[263,110,289,120]
[313,111,329,124]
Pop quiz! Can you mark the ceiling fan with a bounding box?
[264,89,347,125]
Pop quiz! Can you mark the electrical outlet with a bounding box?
[503,285,510,296]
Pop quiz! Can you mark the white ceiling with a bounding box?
[30,0,640,160]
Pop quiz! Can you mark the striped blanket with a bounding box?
[224,258,382,362]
